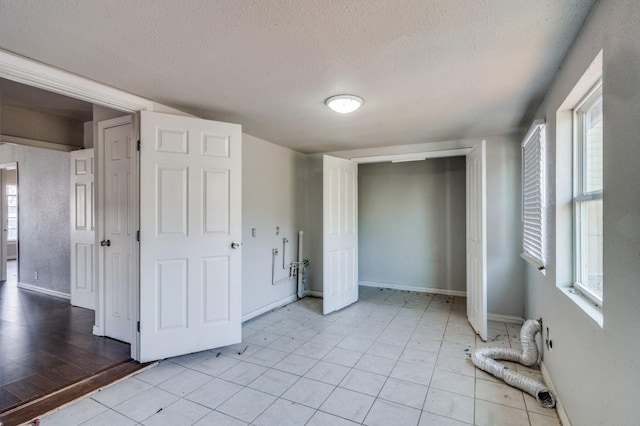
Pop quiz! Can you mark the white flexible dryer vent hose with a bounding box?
[471,319,556,408]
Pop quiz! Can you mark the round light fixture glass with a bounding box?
[325,94,363,114]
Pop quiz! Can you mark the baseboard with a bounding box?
[17,282,70,300]
[305,290,323,298]
[487,313,524,324]
[359,281,466,297]
[541,362,571,426]
[92,325,104,336]
[242,294,298,322]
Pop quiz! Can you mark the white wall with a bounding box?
[242,133,306,319]
[524,1,640,424]
[309,135,524,318]
[358,158,466,294]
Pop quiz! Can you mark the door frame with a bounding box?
[0,49,154,360]
[0,50,153,113]
[94,115,139,354]
[349,144,488,337]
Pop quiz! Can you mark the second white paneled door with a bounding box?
[323,155,358,315]
[101,118,135,344]
[70,149,95,310]
[466,141,488,341]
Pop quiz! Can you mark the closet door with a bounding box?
[323,155,358,315]
[466,141,487,341]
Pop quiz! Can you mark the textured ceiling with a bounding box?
[0,0,596,153]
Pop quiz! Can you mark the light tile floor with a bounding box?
[39,288,560,425]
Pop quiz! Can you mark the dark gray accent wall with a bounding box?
[358,157,467,293]
[0,144,71,293]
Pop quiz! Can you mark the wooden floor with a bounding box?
[0,261,131,413]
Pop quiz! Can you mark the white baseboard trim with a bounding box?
[17,282,70,300]
[242,294,298,322]
[487,313,524,324]
[92,325,105,336]
[541,362,571,426]
[305,290,323,298]
[359,281,466,297]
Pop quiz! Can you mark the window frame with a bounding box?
[572,81,603,307]
[6,183,18,242]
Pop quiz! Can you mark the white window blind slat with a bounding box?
[521,120,546,269]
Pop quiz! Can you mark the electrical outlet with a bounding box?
[276,226,280,236]
[34,271,38,280]
[252,228,256,237]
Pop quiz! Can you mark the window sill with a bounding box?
[560,287,603,328]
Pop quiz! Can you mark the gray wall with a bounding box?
[485,136,523,317]
[242,133,306,318]
[1,104,83,147]
[309,135,524,318]
[0,143,70,294]
[302,154,323,296]
[358,158,466,293]
[523,0,640,423]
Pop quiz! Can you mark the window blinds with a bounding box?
[521,121,546,269]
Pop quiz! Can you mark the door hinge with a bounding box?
[136,230,140,242]
[137,140,141,151]
[137,321,140,332]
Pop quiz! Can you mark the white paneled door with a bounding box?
[466,141,488,341]
[103,121,134,343]
[139,111,242,362]
[70,149,95,310]
[323,155,358,315]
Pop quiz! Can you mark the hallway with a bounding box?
[0,261,131,412]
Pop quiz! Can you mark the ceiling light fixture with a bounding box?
[325,94,363,114]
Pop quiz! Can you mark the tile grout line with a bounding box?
[360,291,437,424]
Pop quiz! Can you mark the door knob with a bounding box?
[100,239,111,247]
[231,242,241,249]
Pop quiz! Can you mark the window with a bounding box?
[521,120,546,270]
[7,184,17,242]
[573,84,603,305]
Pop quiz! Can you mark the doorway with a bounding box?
[0,143,131,413]
[1,50,245,365]
[357,157,467,296]
[321,144,488,340]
